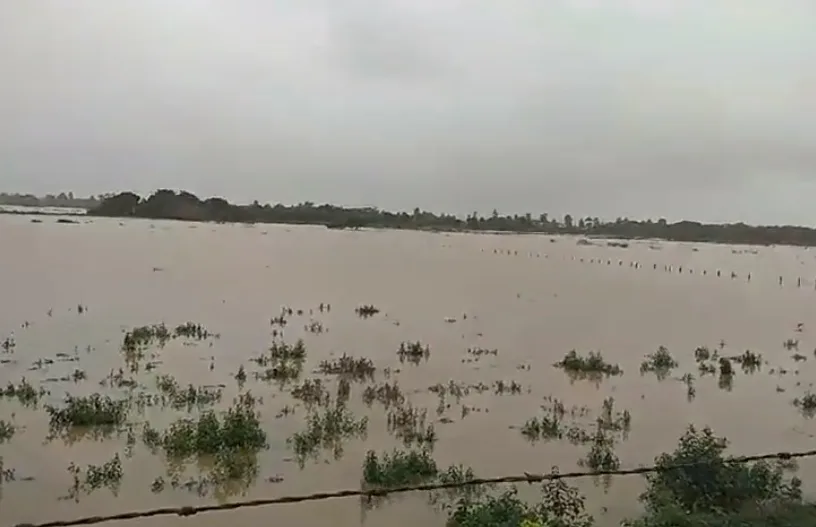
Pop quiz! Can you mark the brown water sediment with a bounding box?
[2,215,816,527]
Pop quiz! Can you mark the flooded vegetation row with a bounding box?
[3,217,816,526]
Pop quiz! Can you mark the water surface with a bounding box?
[2,215,816,526]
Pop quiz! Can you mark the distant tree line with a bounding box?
[80,189,816,247]
[0,192,103,209]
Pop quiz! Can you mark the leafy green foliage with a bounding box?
[447,472,593,527]
[626,426,805,527]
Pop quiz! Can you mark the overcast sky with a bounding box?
[1,1,815,224]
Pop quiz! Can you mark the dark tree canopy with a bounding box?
[80,189,816,247]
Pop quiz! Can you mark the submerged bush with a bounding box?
[640,346,678,379]
[626,426,803,527]
[555,350,622,377]
[142,393,267,458]
[46,394,129,431]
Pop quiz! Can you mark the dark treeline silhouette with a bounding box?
[0,192,103,209]
[76,188,816,247]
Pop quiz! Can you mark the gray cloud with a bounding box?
[1,0,815,224]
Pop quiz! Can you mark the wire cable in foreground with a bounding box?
[11,447,815,527]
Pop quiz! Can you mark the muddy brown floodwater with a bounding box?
[3,215,816,527]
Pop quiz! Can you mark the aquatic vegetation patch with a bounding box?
[555,350,622,377]
[0,420,15,443]
[793,392,816,417]
[318,354,375,380]
[629,426,803,525]
[493,380,523,395]
[251,339,308,384]
[142,392,267,459]
[578,427,620,472]
[397,341,430,364]
[287,401,368,466]
[387,402,437,448]
[447,475,593,527]
[355,305,380,317]
[64,454,123,501]
[640,346,678,379]
[291,378,331,407]
[363,381,406,408]
[46,394,129,431]
[1,378,46,407]
[362,448,438,489]
[153,374,223,409]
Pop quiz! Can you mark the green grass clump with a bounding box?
[0,420,15,443]
[447,474,593,527]
[363,381,405,408]
[640,346,678,379]
[46,394,129,431]
[794,392,816,417]
[142,393,267,459]
[555,350,622,377]
[1,378,47,407]
[578,427,620,472]
[251,339,308,384]
[318,354,375,380]
[291,379,331,407]
[155,374,223,409]
[387,403,437,447]
[268,339,307,362]
[65,454,123,501]
[397,341,431,364]
[521,412,564,442]
[363,449,438,489]
[355,305,380,317]
[288,402,368,466]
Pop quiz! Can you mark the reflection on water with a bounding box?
[3,215,816,526]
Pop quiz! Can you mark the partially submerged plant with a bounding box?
[718,357,734,377]
[355,305,380,317]
[64,454,123,501]
[154,374,223,409]
[629,426,802,525]
[447,472,593,527]
[640,346,678,379]
[521,410,565,442]
[493,380,523,395]
[397,341,430,364]
[555,350,622,377]
[578,427,620,473]
[387,402,437,448]
[467,347,498,357]
[0,420,15,443]
[1,378,46,407]
[251,339,308,384]
[0,456,15,485]
[731,350,762,371]
[794,392,816,417]
[288,401,368,466]
[318,354,375,381]
[363,381,405,408]
[1,335,15,353]
[46,394,129,432]
[291,378,331,407]
[596,397,631,435]
[142,392,267,459]
[362,448,438,489]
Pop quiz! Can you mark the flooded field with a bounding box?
[3,214,816,526]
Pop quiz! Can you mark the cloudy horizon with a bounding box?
[1,1,815,225]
